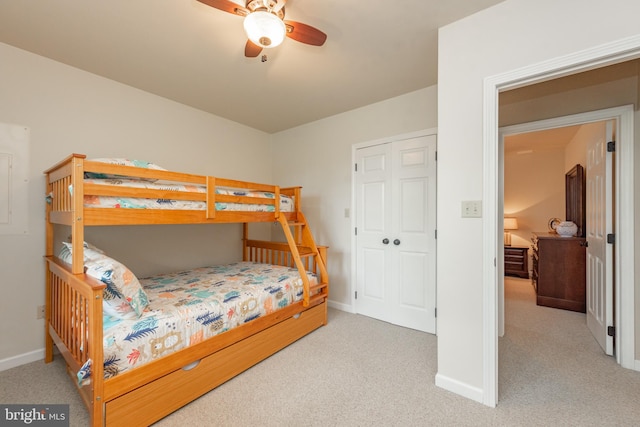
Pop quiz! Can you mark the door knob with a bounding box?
[393,239,401,245]
[382,238,389,244]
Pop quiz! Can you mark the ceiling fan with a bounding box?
[197,0,327,57]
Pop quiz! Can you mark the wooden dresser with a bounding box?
[504,246,529,278]
[531,232,586,312]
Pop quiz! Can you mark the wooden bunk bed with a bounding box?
[43,154,329,426]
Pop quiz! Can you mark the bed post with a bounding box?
[70,155,85,274]
[291,187,302,243]
[89,286,105,427]
[44,172,54,363]
[242,223,249,261]
[274,186,281,218]
[292,187,301,214]
[317,245,329,325]
[69,155,105,424]
[206,176,217,219]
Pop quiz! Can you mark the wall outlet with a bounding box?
[37,305,45,319]
[461,200,482,218]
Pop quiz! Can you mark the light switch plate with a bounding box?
[461,200,482,218]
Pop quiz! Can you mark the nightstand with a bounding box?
[505,246,529,278]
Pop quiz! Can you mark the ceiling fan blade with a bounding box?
[197,0,248,16]
[284,21,327,46]
[245,40,263,57]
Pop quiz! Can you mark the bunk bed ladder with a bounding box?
[277,213,329,307]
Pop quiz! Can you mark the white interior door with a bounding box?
[390,136,437,332]
[355,134,437,333]
[586,120,614,355]
[355,143,392,323]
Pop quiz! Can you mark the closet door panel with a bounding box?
[391,136,436,332]
[355,143,393,323]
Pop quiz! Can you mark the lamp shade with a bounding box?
[504,217,519,230]
[243,11,286,48]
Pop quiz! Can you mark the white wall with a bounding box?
[0,42,271,365]
[437,0,640,403]
[271,87,438,310]
[564,123,600,173]
[504,148,565,249]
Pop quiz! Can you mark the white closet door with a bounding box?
[355,134,437,333]
[355,142,393,323]
[390,136,437,332]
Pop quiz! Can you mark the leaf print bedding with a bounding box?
[93,261,314,380]
[81,178,294,211]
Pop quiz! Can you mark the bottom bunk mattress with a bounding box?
[86,261,316,381]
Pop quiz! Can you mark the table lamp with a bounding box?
[504,217,518,246]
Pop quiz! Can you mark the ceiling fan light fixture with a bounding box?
[243,10,286,48]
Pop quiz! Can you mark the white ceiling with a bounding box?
[0,0,505,133]
[504,126,583,155]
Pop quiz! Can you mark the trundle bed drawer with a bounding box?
[105,303,326,426]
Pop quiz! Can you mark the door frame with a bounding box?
[350,128,438,314]
[483,35,640,407]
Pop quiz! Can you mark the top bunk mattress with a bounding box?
[83,178,294,212]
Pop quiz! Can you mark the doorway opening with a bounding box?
[482,37,639,407]
[500,115,619,361]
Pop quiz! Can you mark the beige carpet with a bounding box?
[2,278,640,426]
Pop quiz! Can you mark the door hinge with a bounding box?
[435,151,438,161]
[355,291,358,300]
[434,229,437,239]
[607,234,615,244]
[607,141,616,152]
[354,163,358,172]
[434,307,437,318]
[607,326,616,337]
[355,227,357,236]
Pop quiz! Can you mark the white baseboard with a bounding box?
[0,349,45,372]
[435,372,484,405]
[327,299,355,313]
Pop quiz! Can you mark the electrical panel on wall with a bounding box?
[0,123,30,235]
